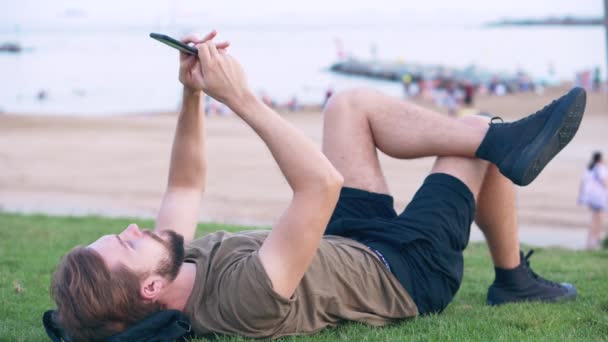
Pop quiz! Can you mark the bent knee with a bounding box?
[324,88,380,115]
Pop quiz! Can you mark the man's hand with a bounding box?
[178,31,229,93]
[194,39,250,109]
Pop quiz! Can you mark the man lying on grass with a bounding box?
[50,31,585,341]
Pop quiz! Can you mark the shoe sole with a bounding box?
[487,291,577,306]
[511,87,586,186]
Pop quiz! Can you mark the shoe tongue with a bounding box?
[493,250,538,284]
[494,251,566,290]
[493,262,529,284]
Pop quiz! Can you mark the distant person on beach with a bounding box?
[593,67,601,92]
[48,31,586,341]
[287,96,300,112]
[576,70,593,91]
[37,89,48,101]
[463,81,475,107]
[578,151,607,250]
[401,74,412,98]
[261,92,275,108]
[443,80,458,116]
[457,81,480,117]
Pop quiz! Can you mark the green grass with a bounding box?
[1,212,607,341]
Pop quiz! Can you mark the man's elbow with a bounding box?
[310,169,344,196]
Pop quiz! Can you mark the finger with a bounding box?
[208,40,220,59]
[179,34,201,60]
[216,41,230,50]
[180,33,202,44]
[181,30,216,44]
[197,42,212,68]
[180,50,197,62]
[200,30,217,43]
[181,54,196,67]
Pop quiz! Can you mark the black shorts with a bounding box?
[324,173,476,315]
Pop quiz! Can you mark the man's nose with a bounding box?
[124,223,143,238]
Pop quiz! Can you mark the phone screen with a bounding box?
[149,33,198,56]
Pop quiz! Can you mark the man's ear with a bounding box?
[140,275,167,300]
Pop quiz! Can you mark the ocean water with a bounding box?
[0,25,603,115]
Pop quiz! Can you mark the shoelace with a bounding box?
[522,249,562,288]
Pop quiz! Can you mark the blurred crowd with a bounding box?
[397,65,604,117]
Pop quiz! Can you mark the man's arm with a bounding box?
[154,32,229,243]
[154,88,205,243]
[233,94,343,298]
[196,41,343,298]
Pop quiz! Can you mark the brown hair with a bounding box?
[50,247,162,341]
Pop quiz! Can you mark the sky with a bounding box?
[2,0,604,31]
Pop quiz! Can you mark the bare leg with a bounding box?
[431,158,521,271]
[429,155,488,199]
[476,164,521,268]
[597,212,605,246]
[322,88,487,193]
[587,211,603,249]
[434,116,520,269]
[323,91,520,270]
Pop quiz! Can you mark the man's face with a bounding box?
[88,224,184,279]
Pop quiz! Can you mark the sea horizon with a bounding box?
[0,23,603,115]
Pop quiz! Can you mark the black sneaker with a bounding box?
[487,250,577,306]
[476,87,586,186]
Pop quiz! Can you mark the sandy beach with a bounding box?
[1,86,606,249]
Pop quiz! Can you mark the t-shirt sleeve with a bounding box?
[213,251,295,336]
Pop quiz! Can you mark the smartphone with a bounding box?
[149,33,198,56]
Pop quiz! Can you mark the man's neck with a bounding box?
[159,262,197,311]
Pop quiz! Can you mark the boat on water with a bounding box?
[0,42,22,53]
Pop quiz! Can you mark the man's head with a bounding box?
[50,224,185,341]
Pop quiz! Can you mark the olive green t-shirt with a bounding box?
[183,230,418,339]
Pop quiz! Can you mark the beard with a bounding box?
[146,230,185,281]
